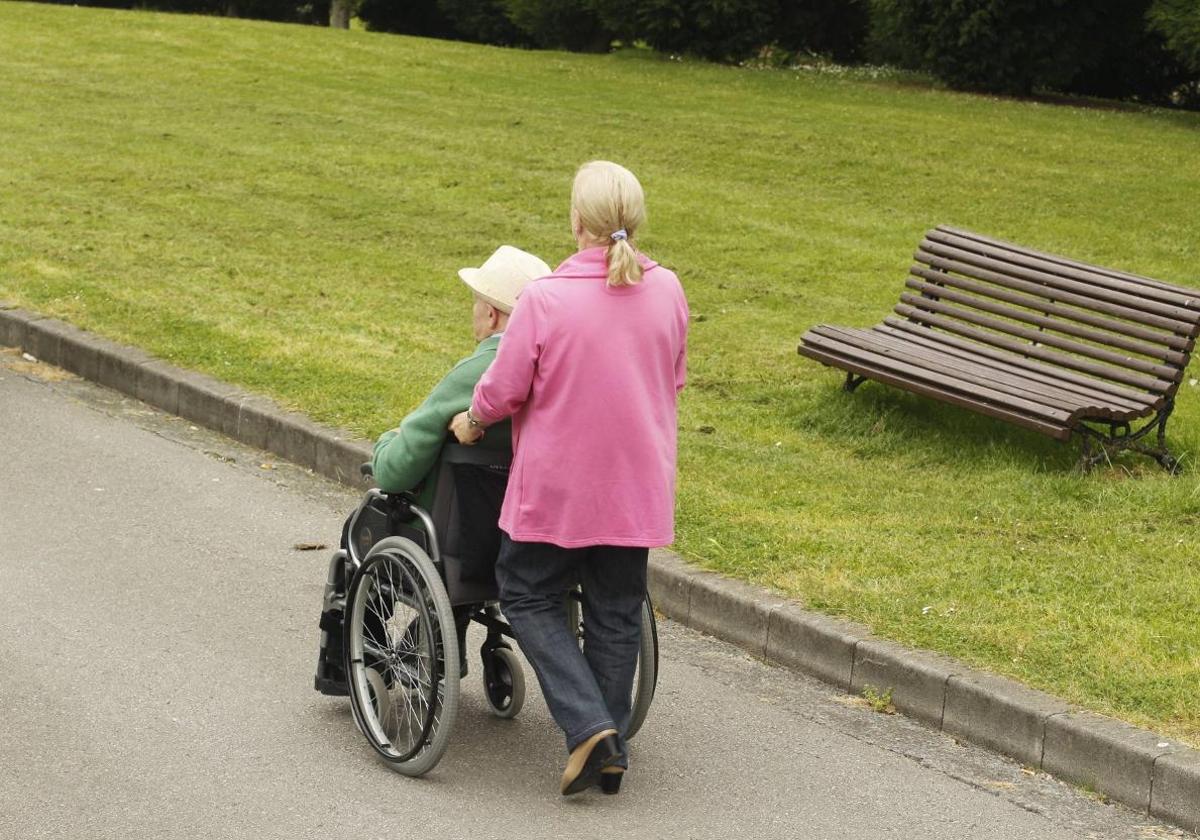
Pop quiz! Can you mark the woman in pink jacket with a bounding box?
[451,160,688,796]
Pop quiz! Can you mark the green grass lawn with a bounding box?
[3,2,1200,744]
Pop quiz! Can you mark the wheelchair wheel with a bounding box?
[481,645,525,719]
[566,589,659,740]
[345,536,460,777]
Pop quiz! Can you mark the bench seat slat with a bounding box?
[843,326,1153,415]
[897,294,1180,380]
[813,326,1135,419]
[893,304,1175,393]
[874,325,1153,413]
[797,342,1073,440]
[908,265,1192,353]
[803,330,1078,424]
[917,242,1200,329]
[937,226,1200,303]
[904,279,1188,365]
[927,229,1200,317]
[876,319,1158,413]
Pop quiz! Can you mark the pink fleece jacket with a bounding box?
[470,246,689,548]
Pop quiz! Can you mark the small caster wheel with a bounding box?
[482,646,525,719]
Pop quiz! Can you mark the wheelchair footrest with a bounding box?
[314,606,349,696]
[314,673,350,696]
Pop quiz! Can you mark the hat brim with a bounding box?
[458,268,513,314]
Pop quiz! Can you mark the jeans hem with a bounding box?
[566,719,618,753]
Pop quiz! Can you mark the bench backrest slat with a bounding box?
[938,226,1200,301]
[917,242,1199,328]
[928,228,1200,315]
[894,303,1176,393]
[902,228,1200,399]
[903,278,1188,365]
[908,265,1193,350]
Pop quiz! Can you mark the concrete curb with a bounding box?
[3,305,1197,835]
[0,307,375,484]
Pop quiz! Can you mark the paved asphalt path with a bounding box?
[0,352,1191,840]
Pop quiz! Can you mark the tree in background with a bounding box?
[502,0,611,51]
[1066,0,1190,105]
[867,0,1086,96]
[436,0,526,45]
[357,0,458,36]
[37,0,328,22]
[774,0,869,62]
[592,0,777,62]
[330,0,357,27]
[1150,0,1200,73]
[868,0,1194,104]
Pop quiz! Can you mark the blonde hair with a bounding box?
[571,160,647,287]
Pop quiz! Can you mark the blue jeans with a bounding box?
[495,535,648,767]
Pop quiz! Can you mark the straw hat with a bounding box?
[458,246,551,314]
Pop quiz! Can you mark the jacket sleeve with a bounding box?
[372,360,479,492]
[472,287,542,425]
[675,282,689,394]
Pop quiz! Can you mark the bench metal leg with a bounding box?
[1076,399,1179,473]
[843,372,868,393]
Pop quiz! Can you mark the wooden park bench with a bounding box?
[798,226,1200,471]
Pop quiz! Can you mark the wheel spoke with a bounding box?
[345,540,459,773]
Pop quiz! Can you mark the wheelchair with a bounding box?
[313,441,660,777]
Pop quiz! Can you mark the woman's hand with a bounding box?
[449,410,485,445]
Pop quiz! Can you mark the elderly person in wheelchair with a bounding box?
[315,244,549,687]
[370,245,549,501]
[312,246,661,780]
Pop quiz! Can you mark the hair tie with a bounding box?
[610,229,628,242]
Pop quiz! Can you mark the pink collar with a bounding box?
[552,246,659,279]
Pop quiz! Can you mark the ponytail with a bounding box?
[606,232,644,287]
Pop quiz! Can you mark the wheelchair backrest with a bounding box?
[429,442,512,606]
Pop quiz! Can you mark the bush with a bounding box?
[1150,0,1200,73]
[868,0,1087,95]
[593,0,776,62]
[501,0,611,51]
[238,0,329,23]
[1067,1,1190,104]
[591,0,870,64]
[773,0,869,62]
[436,0,525,45]
[862,0,920,69]
[359,0,522,43]
[357,0,458,36]
[869,0,1193,103]
[38,0,327,21]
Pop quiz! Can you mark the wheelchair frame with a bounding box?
[315,446,660,778]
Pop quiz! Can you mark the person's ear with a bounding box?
[489,304,501,328]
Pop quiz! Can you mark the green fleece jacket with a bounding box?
[371,333,511,495]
